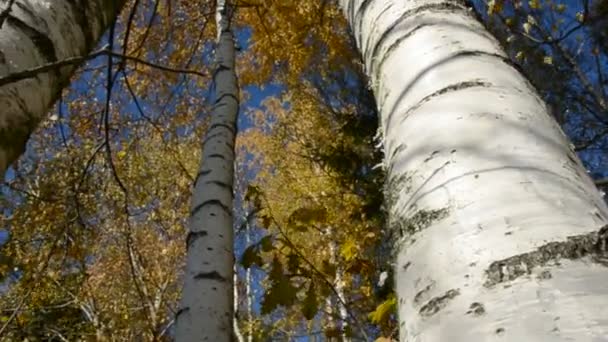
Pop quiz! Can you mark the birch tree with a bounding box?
[175,1,239,341]
[339,0,608,340]
[0,0,125,176]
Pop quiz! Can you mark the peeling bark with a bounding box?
[175,1,239,341]
[0,0,125,176]
[339,0,608,340]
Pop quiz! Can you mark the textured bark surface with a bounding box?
[175,1,238,341]
[0,0,124,176]
[339,0,608,341]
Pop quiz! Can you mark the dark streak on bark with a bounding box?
[214,93,239,105]
[208,123,235,134]
[175,307,190,318]
[191,199,232,217]
[194,271,228,282]
[6,15,57,63]
[368,1,467,68]
[194,169,212,185]
[203,131,228,146]
[65,0,95,51]
[205,180,232,192]
[384,50,510,128]
[402,80,492,122]
[414,282,435,305]
[466,302,485,316]
[207,153,226,159]
[389,144,407,163]
[186,230,208,249]
[485,225,608,287]
[354,0,373,44]
[419,288,460,318]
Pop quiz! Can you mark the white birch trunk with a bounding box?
[0,0,124,176]
[339,0,608,341]
[244,220,254,342]
[328,234,350,341]
[175,1,238,341]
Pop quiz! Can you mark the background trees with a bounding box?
[1,0,607,341]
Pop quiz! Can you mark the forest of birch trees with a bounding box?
[1,0,608,341]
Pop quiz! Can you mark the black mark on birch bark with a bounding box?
[384,50,510,127]
[419,288,460,318]
[205,180,232,192]
[6,15,57,63]
[485,225,608,287]
[414,282,435,305]
[175,307,190,318]
[194,271,227,282]
[402,80,492,122]
[186,230,208,249]
[192,199,231,216]
[466,302,485,316]
[208,123,235,134]
[368,1,468,67]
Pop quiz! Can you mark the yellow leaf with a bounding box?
[516,51,525,60]
[523,22,532,34]
[340,239,358,261]
[368,294,397,324]
[576,12,584,22]
[543,56,553,65]
[487,0,503,14]
[529,0,540,9]
[556,3,566,12]
[117,150,127,159]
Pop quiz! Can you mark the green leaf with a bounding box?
[259,214,272,229]
[287,207,327,229]
[240,245,263,269]
[261,257,298,314]
[301,282,318,320]
[287,253,300,273]
[259,235,274,252]
[244,185,261,202]
[368,294,397,324]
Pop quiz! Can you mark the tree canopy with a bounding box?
[0,0,607,340]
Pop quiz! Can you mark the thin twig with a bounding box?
[0,48,207,88]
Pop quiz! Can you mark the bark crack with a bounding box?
[6,15,57,63]
[402,80,492,122]
[484,225,608,287]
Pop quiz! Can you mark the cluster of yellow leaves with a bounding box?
[0,0,218,339]
[235,0,356,87]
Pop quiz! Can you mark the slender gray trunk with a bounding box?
[175,1,238,341]
[0,0,124,176]
[339,0,608,340]
[244,220,254,342]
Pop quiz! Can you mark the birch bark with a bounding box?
[0,0,124,176]
[339,0,608,340]
[175,1,239,341]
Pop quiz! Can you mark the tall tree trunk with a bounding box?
[175,1,238,341]
[0,0,124,176]
[244,220,254,342]
[339,0,608,340]
[327,231,349,342]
